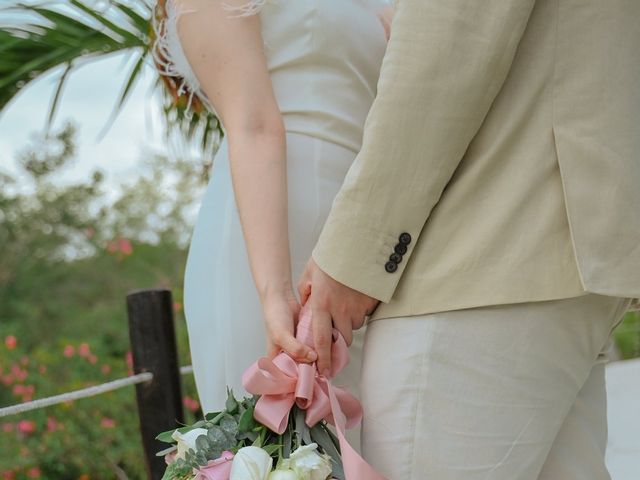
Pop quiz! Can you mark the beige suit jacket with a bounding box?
[311,0,640,321]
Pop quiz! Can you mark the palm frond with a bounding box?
[0,0,222,159]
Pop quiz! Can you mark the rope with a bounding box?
[0,365,194,418]
[0,372,153,418]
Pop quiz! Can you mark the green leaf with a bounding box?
[238,406,257,433]
[294,406,312,445]
[161,459,192,480]
[206,425,235,453]
[225,388,239,414]
[205,411,224,422]
[220,413,238,434]
[155,425,194,444]
[195,434,211,452]
[262,443,281,456]
[282,426,292,459]
[310,424,344,480]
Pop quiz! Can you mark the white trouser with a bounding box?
[359,293,632,480]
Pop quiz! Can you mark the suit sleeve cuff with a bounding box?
[311,214,417,304]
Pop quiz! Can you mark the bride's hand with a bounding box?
[262,289,318,363]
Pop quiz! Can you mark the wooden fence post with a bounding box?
[127,288,184,480]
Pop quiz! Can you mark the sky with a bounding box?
[0,49,174,192]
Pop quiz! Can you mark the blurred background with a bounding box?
[0,1,638,479]
[0,0,219,477]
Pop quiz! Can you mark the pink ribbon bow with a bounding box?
[242,302,388,480]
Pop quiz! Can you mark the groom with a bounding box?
[297,0,640,478]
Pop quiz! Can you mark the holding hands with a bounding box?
[261,258,379,376]
[296,257,380,376]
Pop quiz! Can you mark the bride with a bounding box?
[152,0,392,451]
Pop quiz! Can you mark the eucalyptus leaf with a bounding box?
[161,458,191,480]
[206,425,235,452]
[294,407,312,445]
[282,425,292,459]
[196,451,209,466]
[220,413,238,435]
[310,424,344,480]
[195,434,211,452]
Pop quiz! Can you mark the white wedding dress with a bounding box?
[154,0,389,452]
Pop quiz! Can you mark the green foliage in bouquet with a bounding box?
[156,389,346,480]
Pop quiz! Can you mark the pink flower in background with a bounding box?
[101,364,111,375]
[19,356,29,366]
[38,365,47,374]
[11,364,27,382]
[1,374,14,386]
[4,335,16,350]
[2,423,13,433]
[19,384,35,402]
[87,354,98,365]
[118,238,133,255]
[183,396,200,413]
[17,420,36,434]
[106,240,118,254]
[78,342,91,357]
[26,467,41,478]
[63,345,75,358]
[173,301,182,312]
[100,417,116,429]
[2,470,15,480]
[106,236,133,256]
[46,417,59,432]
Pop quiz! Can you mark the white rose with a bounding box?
[230,446,274,480]
[267,467,300,480]
[288,443,333,480]
[171,428,209,460]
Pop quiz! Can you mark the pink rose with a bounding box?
[164,451,177,465]
[193,451,235,480]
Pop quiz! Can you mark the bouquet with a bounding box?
[156,302,386,480]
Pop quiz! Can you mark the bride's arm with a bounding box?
[173,0,317,363]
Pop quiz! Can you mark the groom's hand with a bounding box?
[297,257,380,376]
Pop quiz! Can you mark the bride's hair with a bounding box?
[150,0,268,114]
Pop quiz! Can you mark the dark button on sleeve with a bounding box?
[389,252,403,264]
[385,260,398,273]
[394,243,408,255]
[399,232,412,245]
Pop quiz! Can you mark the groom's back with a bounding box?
[542,0,640,297]
[368,0,640,320]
